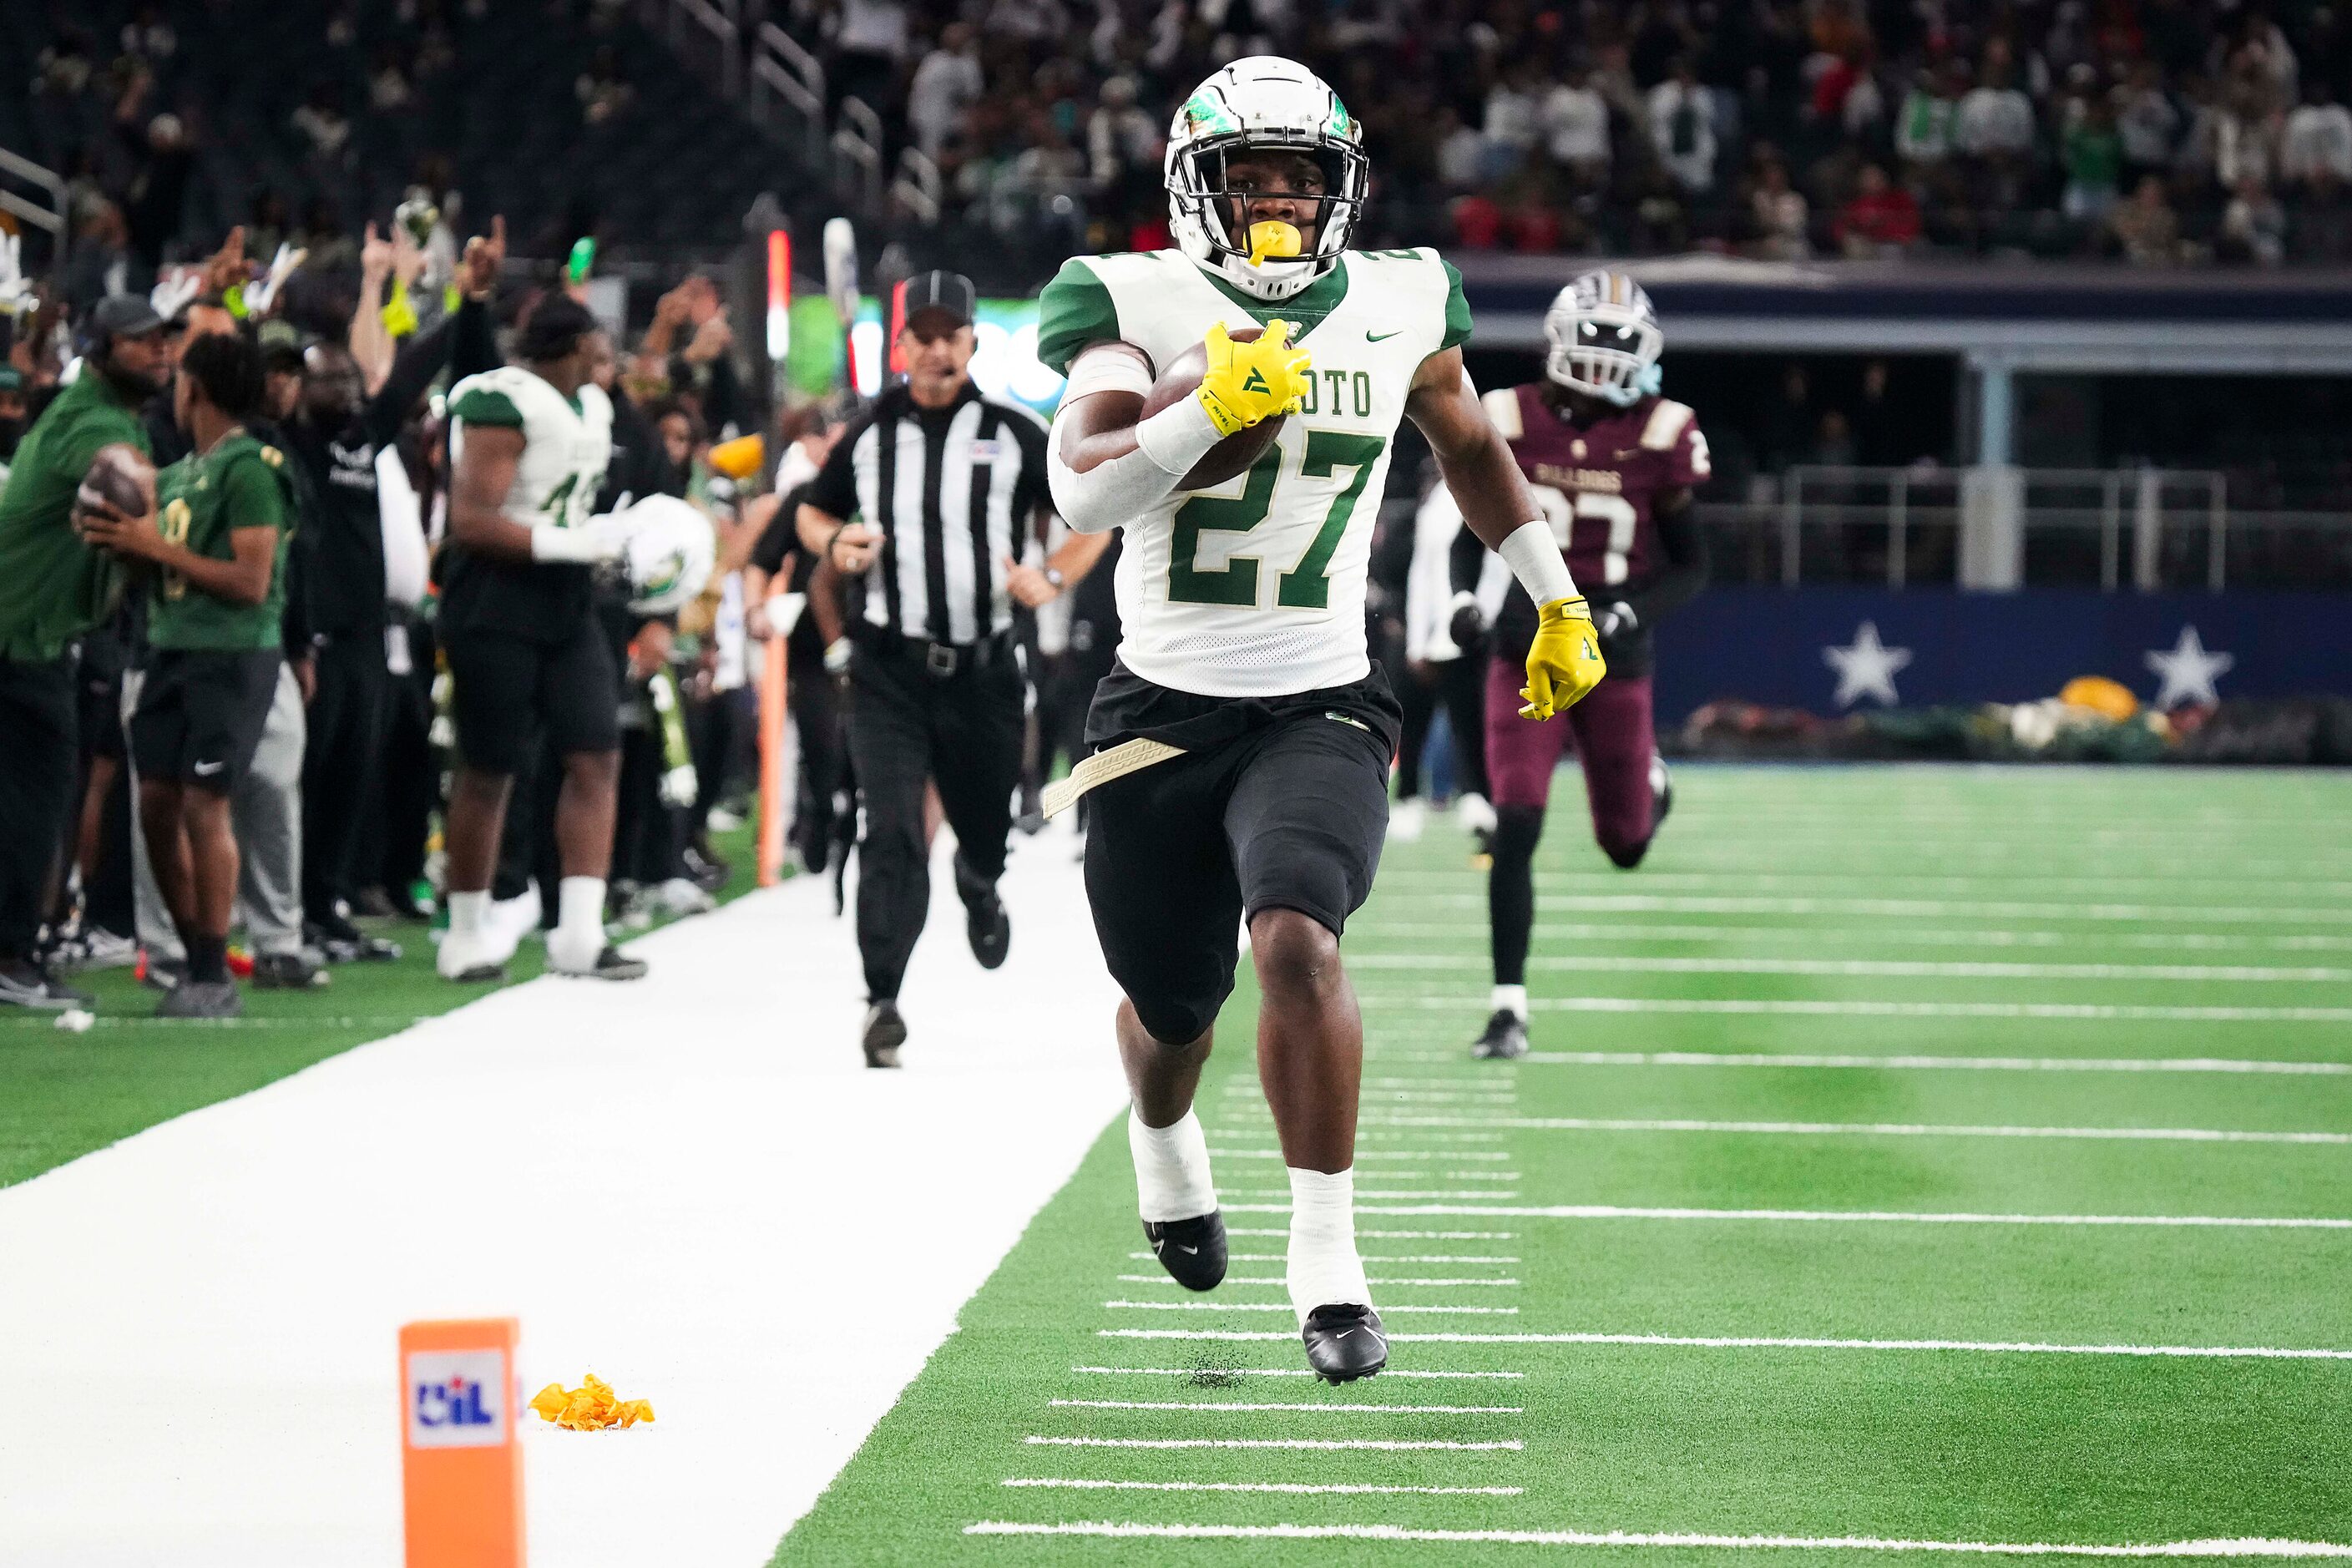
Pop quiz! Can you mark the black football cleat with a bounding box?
[1302,1303,1388,1383]
[554,946,647,982]
[1142,1211,1228,1292]
[862,999,907,1069]
[1471,1008,1528,1060]
[955,854,1010,970]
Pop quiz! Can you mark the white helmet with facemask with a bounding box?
[1544,271,1664,407]
[1164,56,1370,302]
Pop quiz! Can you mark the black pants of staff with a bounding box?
[788,659,848,874]
[301,631,390,923]
[847,635,1023,1003]
[1396,654,1492,804]
[0,655,78,963]
[372,620,438,904]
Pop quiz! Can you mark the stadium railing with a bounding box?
[0,144,68,261]
[747,23,827,161]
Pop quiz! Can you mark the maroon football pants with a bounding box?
[1482,658,1657,864]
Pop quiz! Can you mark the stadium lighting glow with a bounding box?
[765,230,791,362]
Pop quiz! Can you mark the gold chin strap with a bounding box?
[1247,220,1302,267]
[1040,737,1187,820]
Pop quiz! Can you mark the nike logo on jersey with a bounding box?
[1366,330,1403,341]
[1616,448,1643,460]
[193,761,225,776]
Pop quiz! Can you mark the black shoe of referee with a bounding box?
[1302,1303,1388,1383]
[862,999,907,1069]
[1142,1211,1227,1292]
[954,852,1009,970]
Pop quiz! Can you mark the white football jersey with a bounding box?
[447,367,614,533]
[1039,247,1469,697]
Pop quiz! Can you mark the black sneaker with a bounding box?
[0,961,89,1011]
[156,979,244,1019]
[955,854,1009,970]
[1141,1211,1227,1292]
[1302,1303,1388,1383]
[553,946,647,982]
[251,951,330,989]
[309,915,401,964]
[1471,1009,1528,1060]
[862,999,906,1069]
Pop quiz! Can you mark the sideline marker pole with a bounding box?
[400,1318,524,1568]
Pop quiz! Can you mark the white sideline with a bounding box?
[1224,1204,2352,1228]
[1094,1329,2352,1358]
[1070,1365,1526,1379]
[1003,1478,1525,1495]
[1358,1117,2352,1146]
[0,835,1128,1568]
[963,1521,2352,1555]
[1115,1275,1520,1287]
[1130,1253,1524,1263]
[1105,1300,1520,1314]
[1048,1398,1524,1414]
[1024,1435,1523,1451]
[1512,1051,2352,1075]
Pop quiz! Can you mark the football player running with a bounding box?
[1449,272,1710,1061]
[1038,57,1606,1382]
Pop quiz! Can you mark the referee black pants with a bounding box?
[0,655,78,962]
[848,640,1023,1001]
[301,631,389,922]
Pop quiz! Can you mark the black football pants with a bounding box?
[302,631,390,922]
[847,640,1022,1002]
[0,655,78,961]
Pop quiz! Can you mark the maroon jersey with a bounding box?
[1486,383,1710,593]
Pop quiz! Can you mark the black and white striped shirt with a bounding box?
[803,382,1052,645]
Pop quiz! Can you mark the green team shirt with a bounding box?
[0,371,149,660]
[146,431,297,651]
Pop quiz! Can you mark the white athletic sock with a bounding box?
[447,891,488,943]
[1287,1166,1373,1324]
[1129,1108,1217,1222]
[546,876,608,971]
[1491,983,1529,1019]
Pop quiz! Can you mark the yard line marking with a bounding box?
[1129,1252,1523,1264]
[1513,1050,2352,1076]
[1096,1328,2352,1358]
[1404,893,2352,925]
[1381,868,2352,893]
[1000,1479,1526,1495]
[1414,998,2352,1024]
[1115,1275,1521,1287]
[964,1520,2352,1555]
[1070,1365,1526,1380]
[1048,1398,1524,1414]
[1353,921,2352,953]
[1354,954,2352,984]
[1206,1149,1517,1161]
[1105,1300,1520,1315]
[1358,1116,2352,1146]
[1226,1189,1540,1201]
[1222,1204,2352,1230]
[1021,1435,1523,1452]
[1224,1228,1518,1239]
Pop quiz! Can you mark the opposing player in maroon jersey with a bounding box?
[1447,271,1709,1060]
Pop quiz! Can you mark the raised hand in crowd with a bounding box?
[458,214,506,301]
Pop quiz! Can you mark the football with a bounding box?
[1141,324,1287,491]
[79,443,156,521]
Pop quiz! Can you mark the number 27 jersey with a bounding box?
[1039,247,1470,698]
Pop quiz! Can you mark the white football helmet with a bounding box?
[1164,56,1369,302]
[1543,270,1664,407]
[591,493,717,615]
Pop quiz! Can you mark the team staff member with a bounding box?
[86,331,299,1019]
[794,271,1107,1068]
[0,295,171,1010]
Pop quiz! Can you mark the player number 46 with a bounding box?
[1168,430,1386,609]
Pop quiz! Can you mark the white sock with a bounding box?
[447,891,488,943]
[546,877,607,971]
[1287,1166,1373,1323]
[1129,1108,1217,1222]
[1491,983,1529,1019]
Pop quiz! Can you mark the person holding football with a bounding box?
[1038,56,1608,1382]
[1448,271,1711,1061]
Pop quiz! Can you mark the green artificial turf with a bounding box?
[0,822,766,1190]
[772,766,2352,1565]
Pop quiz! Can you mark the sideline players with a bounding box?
[1448,271,1710,1060]
[434,294,645,984]
[1039,57,1607,1380]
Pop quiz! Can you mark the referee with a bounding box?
[795,271,1105,1068]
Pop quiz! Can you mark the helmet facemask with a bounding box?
[1166,60,1369,301]
[1543,276,1663,407]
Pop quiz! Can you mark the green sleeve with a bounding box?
[448,387,525,427]
[222,452,288,535]
[1034,257,1121,377]
[1439,257,1473,352]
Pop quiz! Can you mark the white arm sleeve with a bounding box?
[1046,345,1227,535]
[1495,518,1581,605]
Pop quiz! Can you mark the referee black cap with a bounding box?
[900,270,975,332]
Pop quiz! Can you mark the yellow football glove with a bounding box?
[1520,596,1607,720]
[1196,318,1312,437]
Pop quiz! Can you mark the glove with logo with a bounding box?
[1519,596,1607,720]
[1196,318,1312,437]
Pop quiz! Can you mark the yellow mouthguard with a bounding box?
[1247,220,1302,266]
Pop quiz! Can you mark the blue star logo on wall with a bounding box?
[1823,621,1913,708]
[2145,625,2234,709]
